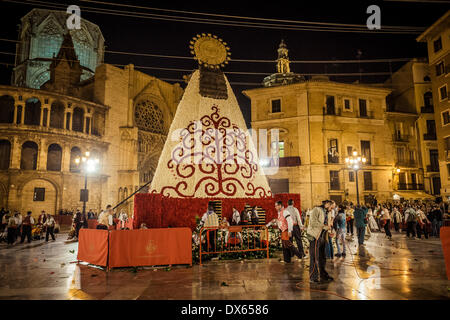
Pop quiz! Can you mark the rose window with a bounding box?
[134,100,164,134]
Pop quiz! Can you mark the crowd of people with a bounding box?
[196,197,448,273]
[0,208,59,247]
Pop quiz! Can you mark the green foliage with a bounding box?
[191,225,284,264]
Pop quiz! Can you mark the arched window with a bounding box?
[70,147,81,172]
[134,99,164,134]
[21,141,38,170]
[424,91,433,107]
[72,107,84,132]
[0,140,11,170]
[118,187,123,202]
[124,187,128,200]
[24,98,41,126]
[0,95,15,124]
[50,101,64,129]
[47,143,62,171]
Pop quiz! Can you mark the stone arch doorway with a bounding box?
[20,179,58,218]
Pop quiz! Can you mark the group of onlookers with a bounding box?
[0,208,57,247]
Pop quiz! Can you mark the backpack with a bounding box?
[407,210,416,222]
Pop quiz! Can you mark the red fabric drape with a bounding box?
[133,193,301,230]
[77,229,109,267]
[440,227,450,280]
[108,228,192,268]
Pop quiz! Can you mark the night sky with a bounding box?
[0,0,449,126]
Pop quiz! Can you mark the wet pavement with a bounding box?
[0,230,448,300]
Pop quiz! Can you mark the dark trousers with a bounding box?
[347,219,354,235]
[357,227,365,245]
[292,225,305,257]
[7,227,16,244]
[46,226,55,241]
[417,223,428,239]
[75,223,83,238]
[406,222,417,238]
[309,235,328,280]
[283,239,302,262]
[384,220,392,237]
[15,227,21,241]
[203,230,217,252]
[20,225,32,243]
[393,220,400,232]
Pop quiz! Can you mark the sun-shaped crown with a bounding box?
[190,33,231,70]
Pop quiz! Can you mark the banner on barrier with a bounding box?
[108,228,192,268]
[77,229,109,267]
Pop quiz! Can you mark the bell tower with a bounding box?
[276,39,291,74]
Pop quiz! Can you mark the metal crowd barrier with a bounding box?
[199,225,269,265]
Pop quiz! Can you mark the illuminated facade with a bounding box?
[0,10,183,217]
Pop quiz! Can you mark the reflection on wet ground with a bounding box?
[0,231,448,300]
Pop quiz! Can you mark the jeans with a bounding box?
[325,237,334,259]
[335,231,346,255]
[431,219,438,237]
[384,220,392,237]
[393,220,400,232]
[436,221,442,237]
[309,234,328,280]
[357,227,365,245]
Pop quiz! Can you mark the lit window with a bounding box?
[344,99,351,110]
[279,141,284,158]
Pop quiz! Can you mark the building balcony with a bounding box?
[397,183,424,191]
[396,160,417,167]
[363,183,377,191]
[261,156,301,168]
[327,154,340,164]
[426,165,440,172]
[423,133,437,140]
[329,182,343,191]
[420,106,434,113]
[323,106,341,116]
[393,133,410,143]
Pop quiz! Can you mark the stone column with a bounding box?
[10,137,21,169]
[46,106,51,127]
[39,107,44,126]
[38,138,47,170]
[83,115,86,133]
[13,104,18,124]
[62,142,71,172]
[21,104,25,124]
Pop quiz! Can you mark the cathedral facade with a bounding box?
[0,9,183,218]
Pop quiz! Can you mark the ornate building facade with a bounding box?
[0,9,183,218]
[244,42,437,210]
[417,11,450,199]
[12,8,105,89]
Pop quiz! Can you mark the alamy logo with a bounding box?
[66,5,81,30]
[366,5,381,30]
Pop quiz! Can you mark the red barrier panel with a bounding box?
[55,215,73,226]
[440,227,450,280]
[108,228,192,268]
[77,229,109,267]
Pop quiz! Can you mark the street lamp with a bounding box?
[74,151,100,217]
[345,151,367,205]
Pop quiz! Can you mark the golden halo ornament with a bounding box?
[189,33,231,69]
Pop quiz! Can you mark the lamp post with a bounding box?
[345,151,367,206]
[74,151,99,216]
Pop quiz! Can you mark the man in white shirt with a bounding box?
[231,207,240,225]
[44,214,56,242]
[20,211,35,243]
[285,199,306,258]
[276,201,302,263]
